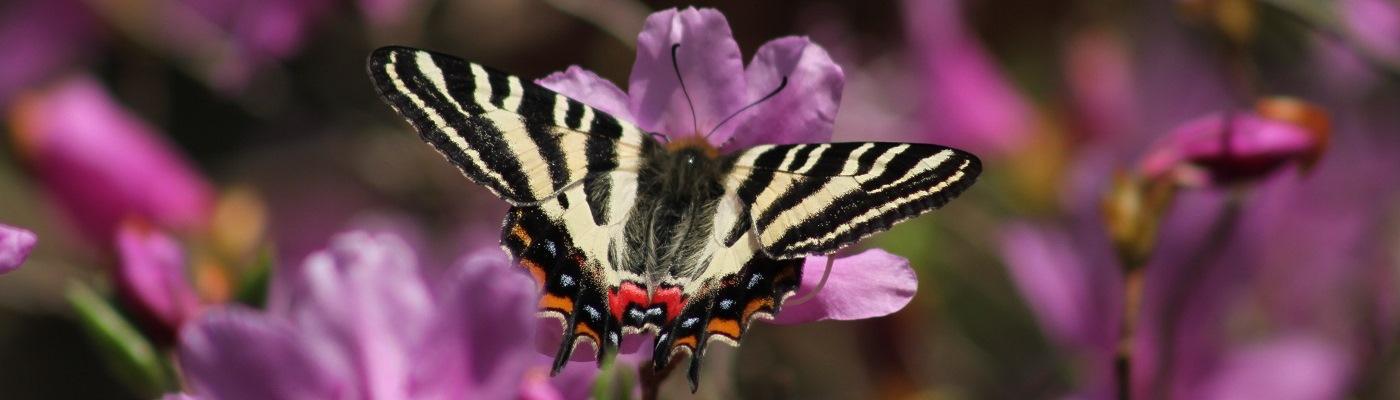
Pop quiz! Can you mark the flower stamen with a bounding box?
[708,75,789,142]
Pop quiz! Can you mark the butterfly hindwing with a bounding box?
[723,142,982,258]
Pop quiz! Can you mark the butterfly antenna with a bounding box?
[671,43,701,136]
[787,252,834,306]
[705,75,788,140]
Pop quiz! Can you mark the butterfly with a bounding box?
[367,45,980,391]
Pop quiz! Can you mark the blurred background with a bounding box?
[1,0,1398,398]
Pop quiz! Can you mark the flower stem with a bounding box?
[1150,191,1246,400]
[1257,0,1400,82]
[1117,266,1145,400]
[639,353,683,400]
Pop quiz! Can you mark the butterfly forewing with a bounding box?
[368,46,649,205]
[723,142,982,258]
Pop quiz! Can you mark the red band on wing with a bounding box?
[608,281,649,321]
[652,286,685,323]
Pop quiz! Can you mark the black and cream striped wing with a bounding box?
[722,142,981,259]
[367,46,650,205]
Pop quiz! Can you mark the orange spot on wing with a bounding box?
[510,223,531,245]
[540,294,574,314]
[574,322,600,344]
[520,258,547,290]
[673,335,698,350]
[742,298,774,322]
[707,318,741,340]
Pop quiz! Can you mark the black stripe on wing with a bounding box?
[726,142,981,258]
[367,46,645,205]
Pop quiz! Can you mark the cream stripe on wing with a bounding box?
[758,177,862,244]
[786,159,973,250]
[399,52,510,190]
[552,94,570,127]
[866,149,954,194]
[469,63,494,110]
[838,143,876,175]
[577,106,595,134]
[792,144,829,174]
[482,109,552,198]
[503,76,524,111]
[750,146,805,218]
[858,144,909,179]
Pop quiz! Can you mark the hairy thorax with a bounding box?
[624,136,729,285]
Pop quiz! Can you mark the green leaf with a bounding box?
[67,281,174,397]
[591,353,635,400]
[235,244,275,308]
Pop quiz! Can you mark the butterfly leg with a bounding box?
[651,256,805,392]
[502,207,622,373]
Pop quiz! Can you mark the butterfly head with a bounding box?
[651,134,725,197]
[665,134,720,160]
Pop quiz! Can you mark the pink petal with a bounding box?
[628,7,747,139]
[518,367,564,400]
[10,75,214,245]
[1000,224,1121,351]
[413,248,537,398]
[275,231,435,399]
[1063,29,1135,142]
[0,223,37,274]
[0,0,100,108]
[114,223,201,341]
[519,357,598,400]
[537,65,635,121]
[904,0,1033,156]
[771,249,917,324]
[1341,0,1400,61]
[180,0,332,92]
[722,36,845,151]
[1138,112,1318,186]
[1197,336,1352,400]
[178,307,339,400]
[358,0,417,28]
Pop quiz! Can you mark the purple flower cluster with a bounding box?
[174,232,593,399]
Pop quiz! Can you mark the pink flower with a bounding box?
[174,0,333,93]
[1063,28,1136,143]
[114,222,202,344]
[8,75,214,245]
[534,7,915,327]
[1138,112,1324,188]
[903,0,1034,156]
[1197,336,1352,400]
[0,223,38,274]
[0,0,101,108]
[1001,223,1121,399]
[1339,0,1400,62]
[357,0,418,28]
[175,232,593,399]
